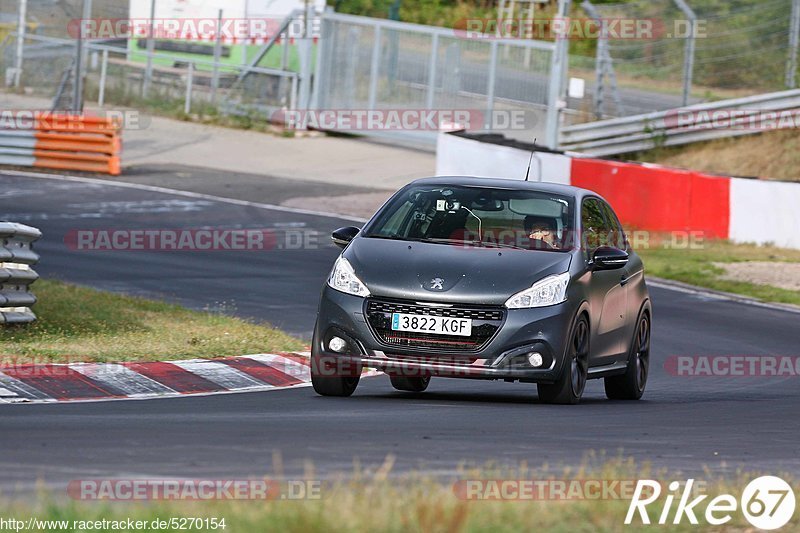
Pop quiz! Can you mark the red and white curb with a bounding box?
[0,352,379,404]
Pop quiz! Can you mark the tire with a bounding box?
[537,314,590,405]
[604,310,650,400]
[311,352,361,397]
[390,375,431,392]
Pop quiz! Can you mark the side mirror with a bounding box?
[331,226,360,248]
[592,246,629,270]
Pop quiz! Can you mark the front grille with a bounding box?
[365,299,505,352]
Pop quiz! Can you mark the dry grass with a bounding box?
[1,458,796,532]
[0,279,305,363]
[630,129,800,182]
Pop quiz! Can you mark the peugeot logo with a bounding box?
[430,278,445,290]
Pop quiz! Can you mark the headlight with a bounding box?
[327,256,370,297]
[505,272,570,309]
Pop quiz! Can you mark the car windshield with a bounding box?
[363,184,575,252]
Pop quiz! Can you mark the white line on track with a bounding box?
[0,169,368,223]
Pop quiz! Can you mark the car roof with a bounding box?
[407,176,600,201]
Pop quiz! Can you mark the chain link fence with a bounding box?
[315,12,558,146]
[571,0,800,119]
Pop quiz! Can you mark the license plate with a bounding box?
[391,313,472,336]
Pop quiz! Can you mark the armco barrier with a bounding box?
[0,222,41,324]
[436,131,800,249]
[559,89,800,156]
[0,114,121,175]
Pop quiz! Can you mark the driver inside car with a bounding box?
[525,216,560,250]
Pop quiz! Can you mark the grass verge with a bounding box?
[0,279,305,364]
[636,239,800,306]
[0,459,796,532]
[628,129,800,182]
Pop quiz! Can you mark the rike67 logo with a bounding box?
[626,476,796,530]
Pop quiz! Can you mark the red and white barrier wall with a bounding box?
[436,131,800,249]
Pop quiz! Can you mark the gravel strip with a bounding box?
[714,261,800,292]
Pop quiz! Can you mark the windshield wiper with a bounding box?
[425,237,481,246]
[478,241,527,250]
[367,234,428,243]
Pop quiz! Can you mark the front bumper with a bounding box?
[313,285,579,383]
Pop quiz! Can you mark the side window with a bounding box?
[378,199,415,236]
[599,201,627,250]
[581,198,607,258]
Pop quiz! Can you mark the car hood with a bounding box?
[344,237,573,305]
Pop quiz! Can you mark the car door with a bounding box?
[582,198,628,365]
[600,200,644,356]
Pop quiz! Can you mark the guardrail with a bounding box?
[0,222,41,324]
[559,89,800,156]
[0,113,121,175]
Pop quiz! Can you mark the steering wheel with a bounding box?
[529,238,556,250]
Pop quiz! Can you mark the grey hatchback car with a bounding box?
[311,177,651,404]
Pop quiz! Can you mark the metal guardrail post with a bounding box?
[281,32,289,71]
[13,0,27,87]
[787,0,800,89]
[98,48,108,106]
[72,0,91,113]
[485,41,498,130]
[143,0,156,98]
[673,0,697,107]
[310,8,332,111]
[0,222,41,325]
[290,75,298,112]
[545,0,571,149]
[368,25,382,111]
[297,4,315,111]
[211,9,223,105]
[584,0,623,119]
[584,1,605,118]
[425,33,439,110]
[185,62,194,114]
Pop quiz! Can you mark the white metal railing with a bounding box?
[559,89,800,156]
[0,222,41,324]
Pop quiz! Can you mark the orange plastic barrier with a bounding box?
[0,113,122,175]
[34,113,121,175]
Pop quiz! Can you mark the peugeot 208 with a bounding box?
[311,177,651,404]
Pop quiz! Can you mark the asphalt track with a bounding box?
[1,172,799,496]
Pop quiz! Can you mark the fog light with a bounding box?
[527,352,544,368]
[328,336,348,353]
